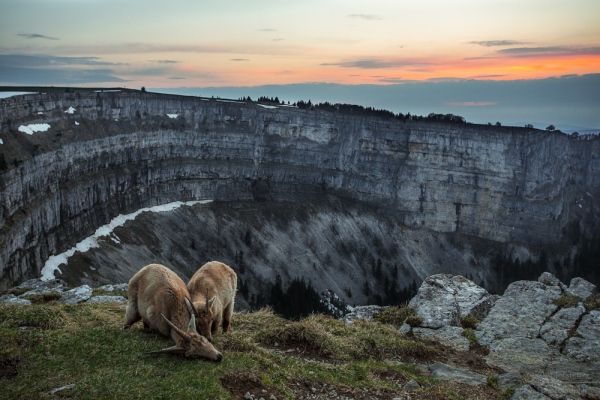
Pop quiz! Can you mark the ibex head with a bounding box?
[150,298,222,361]
[193,289,217,340]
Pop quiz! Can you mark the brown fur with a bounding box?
[187,261,238,341]
[124,263,223,361]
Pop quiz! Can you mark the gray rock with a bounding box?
[403,379,421,391]
[539,305,585,346]
[398,322,411,334]
[497,372,523,389]
[485,337,558,374]
[427,362,487,386]
[538,272,566,290]
[50,384,75,395]
[408,274,494,329]
[19,278,65,298]
[476,280,561,346]
[566,277,596,300]
[510,385,552,400]
[60,285,93,304]
[412,326,470,351]
[87,295,127,304]
[528,374,582,400]
[96,283,128,293]
[342,305,386,324]
[0,293,32,305]
[563,310,600,363]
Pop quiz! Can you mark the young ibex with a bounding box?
[124,263,223,361]
[187,261,238,341]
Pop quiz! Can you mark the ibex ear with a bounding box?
[146,346,186,355]
[207,296,216,310]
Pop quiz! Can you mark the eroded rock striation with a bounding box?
[0,91,599,290]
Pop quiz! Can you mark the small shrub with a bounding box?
[554,293,581,309]
[462,328,478,344]
[460,315,480,329]
[584,293,600,311]
[373,306,415,328]
[22,291,62,304]
[405,316,422,328]
[487,374,499,388]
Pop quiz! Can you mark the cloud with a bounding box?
[321,58,426,69]
[469,40,525,47]
[17,32,59,40]
[273,38,284,42]
[497,46,600,57]
[230,58,250,62]
[427,77,467,82]
[0,54,126,85]
[168,77,186,80]
[0,54,125,67]
[259,29,277,32]
[348,14,382,20]
[150,59,178,64]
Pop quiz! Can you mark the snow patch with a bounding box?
[0,139,3,145]
[65,107,76,114]
[40,200,212,280]
[167,113,178,119]
[18,123,51,135]
[75,121,80,126]
[217,99,244,104]
[0,92,31,99]
[37,112,44,115]
[258,104,278,109]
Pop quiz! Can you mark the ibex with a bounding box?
[187,261,238,341]
[124,263,223,361]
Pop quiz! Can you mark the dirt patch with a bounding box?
[220,371,284,400]
[0,355,19,379]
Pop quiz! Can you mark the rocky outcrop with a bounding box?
[408,274,497,329]
[401,273,599,398]
[1,91,599,290]
[0,278,127,305]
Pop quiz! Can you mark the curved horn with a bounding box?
[146,346,186,355]
[185,297,198,316]
[161,313,191,342]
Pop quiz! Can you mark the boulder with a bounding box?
[60,285,93,304]
[0,294,32,305]
[527,374,583,400]
[412,326,470,351]
[510,385,552,400]
[566,277,596,300]
[539,305,585,346]
[497,372,523,389]
[96,283,128,293]
[476,279,561,347]
[563,310,600,363]
[87,295,127,304]
[485,337,558,375]
[408,274,495,329]
[19,278,65,297]
[342,305,386,324]
[427,362,487,386]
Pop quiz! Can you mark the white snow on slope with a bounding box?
[167,113,178,118]
[65,106,76,114]
[258,104,278,109]
[18,123,51,135]
[41,200,212,280]
[0,139,3,145]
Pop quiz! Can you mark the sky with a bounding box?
[1,0,599,129]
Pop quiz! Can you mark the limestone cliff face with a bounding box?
[0,91,599,290]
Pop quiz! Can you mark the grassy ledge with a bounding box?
[1,303,503,399]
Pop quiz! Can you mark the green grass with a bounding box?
[0,304,501,400]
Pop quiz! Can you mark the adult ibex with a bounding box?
[187,261,237,341]
[124,263,223,361]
